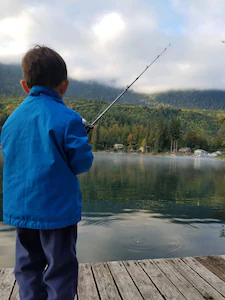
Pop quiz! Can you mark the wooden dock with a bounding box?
[1,255,225,300]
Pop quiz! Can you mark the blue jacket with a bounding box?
[2,86,93,229]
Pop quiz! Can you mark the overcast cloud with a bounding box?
[0,0,225,93]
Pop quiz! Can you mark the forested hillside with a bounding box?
[1,63,225,153]
[1,63,225,110]
[147,90,225,110]
[1,96,225,153]
[0,64,23,96]
[65,99,225,152]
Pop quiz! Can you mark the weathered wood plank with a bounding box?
[138,259,186,300]
[107,261,143,300]
[196,256,225,282]
[2,256,225,300]
[169,258,225,300]
[78,263,100,300]
[182,257,225,297]
[154,258,205,300]
[123,260,164,300]
[0,269,15,300]
[91,262,121,300]
[9,282,78,300]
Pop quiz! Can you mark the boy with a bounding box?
[1,45,93,300]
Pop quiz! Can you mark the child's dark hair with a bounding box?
[21,45,67,89]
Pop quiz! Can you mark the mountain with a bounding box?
[1,63,225,110]
[0,63,23,96]
[148,90,225,110]
[0,63,147,104]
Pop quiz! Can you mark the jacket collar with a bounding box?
[29,85,65,104]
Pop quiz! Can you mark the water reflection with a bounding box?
[80,154,225,220]
[0,152,225,267]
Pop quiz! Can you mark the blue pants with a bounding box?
[15,225,78,300]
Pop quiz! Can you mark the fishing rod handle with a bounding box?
[82,118,94,133]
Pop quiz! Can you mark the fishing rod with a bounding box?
[82,44,171,133]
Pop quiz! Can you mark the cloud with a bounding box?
[0,0,225,93]
[0,12,32,59]
[92,13,126,45]
[0,0,30,18]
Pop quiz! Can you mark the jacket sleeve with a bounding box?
[64,114,93,175]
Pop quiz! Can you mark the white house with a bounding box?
[194,149,208,157]
[114,144,124,149]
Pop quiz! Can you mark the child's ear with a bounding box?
[59,79,69,96]
[20,80,30,94]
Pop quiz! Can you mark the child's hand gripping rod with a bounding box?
[82,44,171,133]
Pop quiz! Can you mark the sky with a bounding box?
[0,0,225,93]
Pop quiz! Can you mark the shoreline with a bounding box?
[93,150,225,160]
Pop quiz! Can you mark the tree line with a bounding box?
[1,97,225,153]
[88,120,224,152]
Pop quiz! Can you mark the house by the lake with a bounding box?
[178,147,192,153]
[194,149,208,157]
[114,144,124,150]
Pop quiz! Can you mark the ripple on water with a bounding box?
[121,236,157,251]
[120,234,185,255]
[167,236,185,253]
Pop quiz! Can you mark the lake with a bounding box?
[0,152,225,268]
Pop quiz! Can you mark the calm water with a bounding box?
[0,152,225,268]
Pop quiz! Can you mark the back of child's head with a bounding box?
[21,45,67,89]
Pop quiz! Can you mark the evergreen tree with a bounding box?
[168,118,182,152]
[90,125,99,151]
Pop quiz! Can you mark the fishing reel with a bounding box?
[82,118,94,133]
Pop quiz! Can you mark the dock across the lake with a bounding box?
[1,255,225,300]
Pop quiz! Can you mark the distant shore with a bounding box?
[93,150,225,160]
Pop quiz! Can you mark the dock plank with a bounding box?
[123,260,164,300]
[9,281,78,300]
[182,257,225,297]
[107,261,143,300]
[169,258,225,300]
[139,259,186,300]
[1,255,225,300]
[78,263,100,300]
[0,269,15,300]
[91,262,121,300]
[196,256,225,282]
[154,258,205,300]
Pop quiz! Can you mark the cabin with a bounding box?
[209,150,223,157]
[114,144,124,150]
[178,147,192,153]
[194,149,208,157]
